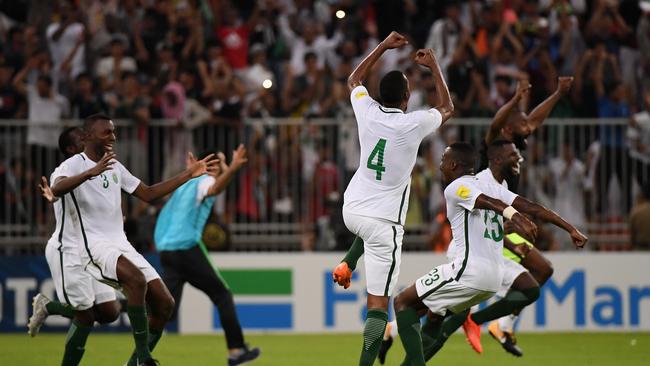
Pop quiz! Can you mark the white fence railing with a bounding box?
[0,117,643,252]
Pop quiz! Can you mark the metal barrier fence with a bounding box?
[0,117,642,253]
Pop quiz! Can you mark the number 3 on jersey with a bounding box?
[367,138,387,180]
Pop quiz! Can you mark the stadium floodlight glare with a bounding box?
[336,10,345,19]
[263,79,273,89]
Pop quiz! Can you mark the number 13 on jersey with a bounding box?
[367,138,387,180]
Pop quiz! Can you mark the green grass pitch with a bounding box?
[1,332,648,365]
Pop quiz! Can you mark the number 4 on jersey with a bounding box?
[367,138,387,180]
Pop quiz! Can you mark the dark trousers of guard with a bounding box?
[160,245,245,349]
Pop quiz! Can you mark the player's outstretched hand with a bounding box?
[231,144,248,170]
[414,48,436,67]
[511,213,538,243]
[39,176,56,203]
[570,228,588,248]
[557,76,574,95]
[515,79,531,99]
[381,31,408,50]
[187,152,219,178]
[87,152,116,178]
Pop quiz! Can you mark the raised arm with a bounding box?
[486,79,531,144]
[51,153,116,197]
[132,153,218,203]
[347,31,408,92]
[526,76,573,131]
[414,48,454,123]
[511,195,587,248]
[206,145,248,197]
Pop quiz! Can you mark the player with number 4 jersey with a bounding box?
[337,31,454,366]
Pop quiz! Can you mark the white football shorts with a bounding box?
[343,207,404,297]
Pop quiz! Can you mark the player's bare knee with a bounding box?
[539,261,554,284]
[122,271,147,296]
[74,308,95,326]
[161,294,175,320]
[95,302,121,324]
[393,294,409,312]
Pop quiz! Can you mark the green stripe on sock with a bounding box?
[359,309,388,366]
[61,320,91,366]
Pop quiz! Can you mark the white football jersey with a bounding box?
[54,153,141,247]
[48,165,82,251]
[444,174,518,292]
[343,85,442,224]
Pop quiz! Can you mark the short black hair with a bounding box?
[58,126,82,156]
[83,113,112,131]
[487,139,515,161]
[304,51,318,63]
[495,75,512,85]
[448,142,476,169]
[379,70,408,106]
[37,74,52,86]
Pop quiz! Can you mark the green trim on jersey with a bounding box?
[69,191,120,285]
[197,239,230,290]
[397,184,408,224]
[383,226,399,296]
[378,106,402,114]
[455,210,471,281]
[58,245,72,306]
[56,197,72,305]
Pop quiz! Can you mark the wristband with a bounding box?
[503,206,518,220]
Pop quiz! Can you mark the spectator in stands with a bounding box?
[629,90,650,193]
[133,1,170,74]
[548,141,588,249]
[585,0,632,54]
[630,187,650,249]
[211,2,259,71]
[550,4,585,78]
[70,72,106,119]
[573,39,621,117]
[46,0,85,85]
[639,1,650,94]
[112,71,149,181]
[95,37,137,91]
[12,54,69,177]
[279,13,341,76]
[169,1,205,62]
[0,62,25,118]
[282,51,327,116]
[424,0,462,75]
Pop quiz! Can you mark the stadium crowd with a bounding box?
[1,0,650,251]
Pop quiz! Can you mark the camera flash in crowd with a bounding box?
[262,79,273,89]
[336,10,345,19]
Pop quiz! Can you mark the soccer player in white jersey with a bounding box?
[49,114,218,366]
[332,31,454,365]
[27,127,123,365]
[457,140,562,355]
[392,142,587,365]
